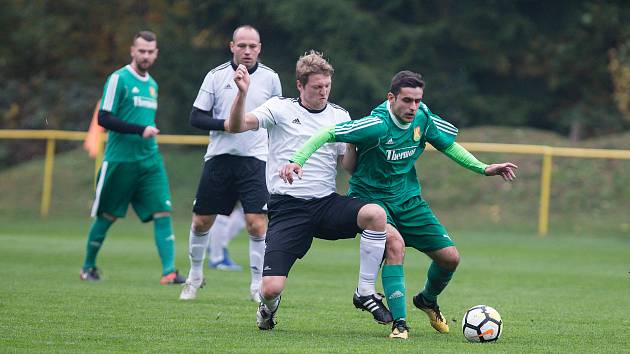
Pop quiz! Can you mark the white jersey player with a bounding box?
[227,51,393,330]
[180,25,281,302]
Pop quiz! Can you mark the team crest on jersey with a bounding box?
[413,126,421,141]
[149,86,156,97]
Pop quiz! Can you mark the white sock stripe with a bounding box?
[361,232,386,241]
[191,229,209,237]
[362,230,386,237]
[249,235,266,241]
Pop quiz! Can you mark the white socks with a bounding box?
[357,229,386,296]
[209,209,246,263]
[249,234,265,292]
[188,228,210,282]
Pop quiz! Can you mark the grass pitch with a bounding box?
[0,216,628,353]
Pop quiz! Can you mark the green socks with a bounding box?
[422,261,454,302]
[382,264,406,321]
[154,216,176,275]
[82,216,114,270]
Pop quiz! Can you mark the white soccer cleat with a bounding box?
[179,278,203,300]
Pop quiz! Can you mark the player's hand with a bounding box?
[279,162,303,184]
[234,64,250,92]
[142,126,160,138]
[484,162,518,181]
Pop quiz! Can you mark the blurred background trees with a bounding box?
[1,0,629,163]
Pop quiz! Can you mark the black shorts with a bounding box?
[192,154,268,216]
[262,193,367,276]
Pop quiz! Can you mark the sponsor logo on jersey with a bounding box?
[292,118,302,124]
[386,147,416,161]
[132,96,158,109]
[149,86,156,97]
[413,126,421,141]
[132,86,140,94]
[385,138,394,145]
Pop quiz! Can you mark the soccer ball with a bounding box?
[462,305,503,342]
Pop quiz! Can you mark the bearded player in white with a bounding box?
[227,51,393,330]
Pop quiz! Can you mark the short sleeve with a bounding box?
[334,116,386,144]
[271,73,282,97]
[193,71,215,111]
[251,97,278,130]
[100,73,124,115]
[424,112,458,150]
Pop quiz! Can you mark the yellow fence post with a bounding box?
[41,137,56,217]
[538,148,553,236]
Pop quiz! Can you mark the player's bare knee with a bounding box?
[191,214,214,233]
[385,238,405,264]
[440,250,460,271]
[357,203,386,230]
[261,278,284,299]
[245,214,267,236]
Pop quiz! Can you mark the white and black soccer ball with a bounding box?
[462,305,503,342]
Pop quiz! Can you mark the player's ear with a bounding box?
[229,41,235,53]
[387,92,395,102]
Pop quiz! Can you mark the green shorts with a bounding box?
[91,153,172,222]
[352,194,454,253]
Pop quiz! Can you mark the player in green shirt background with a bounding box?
[281,70,517,339]
[80,31,184,285]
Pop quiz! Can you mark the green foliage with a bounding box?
[2,0,630,145]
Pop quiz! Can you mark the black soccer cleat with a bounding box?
[80,267,101,281]
[160,270,186,285]
[256,297,281,330]
[389,319,410,339]
[353,291,393,324]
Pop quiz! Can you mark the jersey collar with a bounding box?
[125,64,150,82]
[387,101,411,129]
[231,61,259,74]
[298,98,327,113]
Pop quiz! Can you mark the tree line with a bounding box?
[1,0,629,165]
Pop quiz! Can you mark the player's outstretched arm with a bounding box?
[226,64,259,133]
[441,142,517,180]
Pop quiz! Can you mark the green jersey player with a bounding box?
[80,31,184,285]
[282,71,517,339]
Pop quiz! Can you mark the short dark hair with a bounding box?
[133,31,157,45]
[389,70,424,96]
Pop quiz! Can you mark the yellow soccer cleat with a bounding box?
[412,293,449,333]
[389,319,409,339]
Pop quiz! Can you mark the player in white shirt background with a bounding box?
[180,25,282,302]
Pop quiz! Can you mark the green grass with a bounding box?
[1,215,628,353]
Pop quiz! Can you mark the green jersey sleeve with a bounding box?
[421,103,458,151]
[334,116,386,144]
[100,73,125,116]
[290,116,387,167]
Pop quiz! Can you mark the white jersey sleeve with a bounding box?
[192,70,215,111]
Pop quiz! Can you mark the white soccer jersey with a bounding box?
[193,61,282,161]
[251,97,350,199]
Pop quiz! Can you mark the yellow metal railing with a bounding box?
[2,129,630,235]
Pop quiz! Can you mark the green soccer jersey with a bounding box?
[335,100,458,202]
[100,65,159,162]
